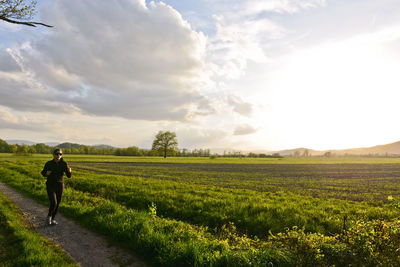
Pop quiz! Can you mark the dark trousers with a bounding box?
[46,182,64,219]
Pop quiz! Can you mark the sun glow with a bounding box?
[254,26,400,150]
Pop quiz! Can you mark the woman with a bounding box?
[41,148,72,225]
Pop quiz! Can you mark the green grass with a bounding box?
[1,154,400,266]
[3,152,400,164]
[0,192,77,267]
[5,158,400,237]
[0,165,290,266]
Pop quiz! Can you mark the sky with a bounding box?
[1,0,400,152]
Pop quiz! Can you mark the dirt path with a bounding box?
[0,181,147,267]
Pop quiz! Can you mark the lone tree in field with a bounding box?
[152,131,178,158]
[0,0,53,27]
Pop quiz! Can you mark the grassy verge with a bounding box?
[0,192,77,267]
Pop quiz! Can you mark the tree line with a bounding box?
[0,139,159,156]
[0,137,282,158]
[0,139,212,157]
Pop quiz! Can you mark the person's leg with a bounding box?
[46,184,57,217]
[52,182,64,220]
[46,183,57,224]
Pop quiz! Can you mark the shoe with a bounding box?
[47,216,52,225]
[51,219,58,225]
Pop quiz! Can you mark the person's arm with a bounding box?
[41,162,51,177]
[65,162,72,178]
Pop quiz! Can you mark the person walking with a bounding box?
[41,148,72,225]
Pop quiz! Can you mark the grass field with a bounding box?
[0,191,77,267]
[1,154,400,266]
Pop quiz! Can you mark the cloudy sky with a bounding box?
[1,0,400,152]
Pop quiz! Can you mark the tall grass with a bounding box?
[0,192,77,267]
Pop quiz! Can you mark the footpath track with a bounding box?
[0,181,147,267]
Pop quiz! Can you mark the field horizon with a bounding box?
[5,139,400,157]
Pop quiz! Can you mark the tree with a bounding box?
[0,0,52,27]
[16,144,29,155]
[0,139,10,152]
[302,149,310,157]
[115,146,142,156]
[34,143,51,154]
[9,144,18,153]
[151,131,178,158]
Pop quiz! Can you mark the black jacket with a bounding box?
[41,158,71,184]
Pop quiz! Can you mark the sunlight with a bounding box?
[255,26,400,150]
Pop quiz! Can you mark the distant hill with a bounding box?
[45,142,60,147]
[4,140,114,149]
[57,142,87,149]
[93,144,114,149]
[333,141,400,156]
[6,140,36,146]
[56,143,115,149]
[276,141,400,156]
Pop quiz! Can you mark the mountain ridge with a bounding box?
[275,141,400,156]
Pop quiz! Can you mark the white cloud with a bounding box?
[0,0,214,121]
[0,107,19,124]
[0,106,51,131]
[227,95,253,116]
[206,0,325,81]
[177,126,230,148]
[0,48,20,72]
[243,0,326,14]
[208,16,279,79]
[233,124,258,135]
